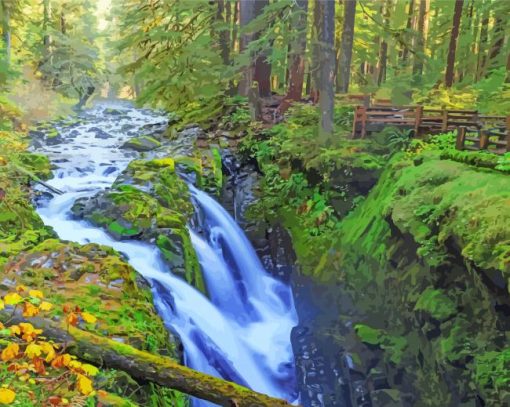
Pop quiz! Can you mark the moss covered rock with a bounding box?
[121,135,161,152]
[71,158,205,293]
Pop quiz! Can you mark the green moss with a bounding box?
[414,288,457,321]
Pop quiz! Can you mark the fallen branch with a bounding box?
[0,310,294,407]
[11,163,64,195]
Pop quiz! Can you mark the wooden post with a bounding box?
[456,127,466,150]
[360,106,368,138]
[506,116,510,152]
[441,108,448,132]
[414,105,423,137]
[351,106,360,138]
[479,130,489,150]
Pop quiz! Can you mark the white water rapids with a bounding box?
[32,102,298,405]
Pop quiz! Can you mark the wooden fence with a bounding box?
[351,104,509,154]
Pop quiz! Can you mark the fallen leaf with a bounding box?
[0,388,16,404]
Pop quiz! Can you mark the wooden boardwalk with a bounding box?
[351,102,510,154]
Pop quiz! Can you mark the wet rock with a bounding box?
[121,135,162,152]
[89,126,113,139]
[104,107,123,115]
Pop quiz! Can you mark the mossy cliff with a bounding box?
[71,157,205,293]
[241,103,510,405]
[332,151,510,406]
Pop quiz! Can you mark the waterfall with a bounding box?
[33,102,298,406]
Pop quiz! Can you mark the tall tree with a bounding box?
[0,0,11,65]
[238,0,254,97]
[279,0,308,111]
[337,0,356,93]
[412,0,429,82]
[476,3,489,81]
[253,0,271,98]
[444,0,464,88]
[316,0,335,137]
[377,1,390,86]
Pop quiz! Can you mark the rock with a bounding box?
[89,126,112,139]
[104,108,123,116]
[121,135,162,152]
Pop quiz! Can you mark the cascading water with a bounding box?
[32,102,298,405]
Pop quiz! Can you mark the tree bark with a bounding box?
[444,0,464,88]
[317,0,335,137]
[337,0,356,93]
[476,3,489,81]
[401,0,414,63]
[1,4,10,65]
[310,1,321,102]
[216,0,230,67]
[238,0,254,96]
[253,0,271,97]
[377,0,390,86]
[412,0,428,82]
[0,310,293,407]
[43,0,52,50]
[279,0,308,112]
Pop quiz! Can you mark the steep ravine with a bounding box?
[225,141,510,406]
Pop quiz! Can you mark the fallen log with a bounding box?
[0,310,293,407]
[12,162,64,195]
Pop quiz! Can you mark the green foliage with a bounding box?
[115,0,227,114]
[414,288,456,321]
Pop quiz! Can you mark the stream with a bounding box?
[31,102,299,405]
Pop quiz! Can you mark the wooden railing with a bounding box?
[351,104,509,154]
[456,116,510,154]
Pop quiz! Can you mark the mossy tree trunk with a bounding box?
[0,310,294,407]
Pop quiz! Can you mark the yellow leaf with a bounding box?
[68,360,82,370]
[39,301,52,312]
[81,364,99,376]
[0,388,16,404]
[22,303,39,318]
[51,354,71,368]
[76,374,93,395]
[4,293,22,305]
[81,312,97,324]
[15,285,27,293]
[25,343,42,358]
[9,326,20,336]
[0,300,4,310]
[39,342,56,363]
[28,290,44,299]
[1,343,19,362]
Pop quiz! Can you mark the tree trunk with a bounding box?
[337,0,356,93]
[216,0,230,66]
[0,310,293,407]
[377,1,390,86]
[444,0,464,88]
[317,0,335,137]
[412,0,428,82]
[486,16,504,75]
[279,0,308,112]
[253,0,271,97]
[238,0,255,96]
[401,0,414,63]
[43,0,52,50]
[231,1,239,53]
[1,0,10,65]
[476,4,489,81]
[310,1,321,102]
